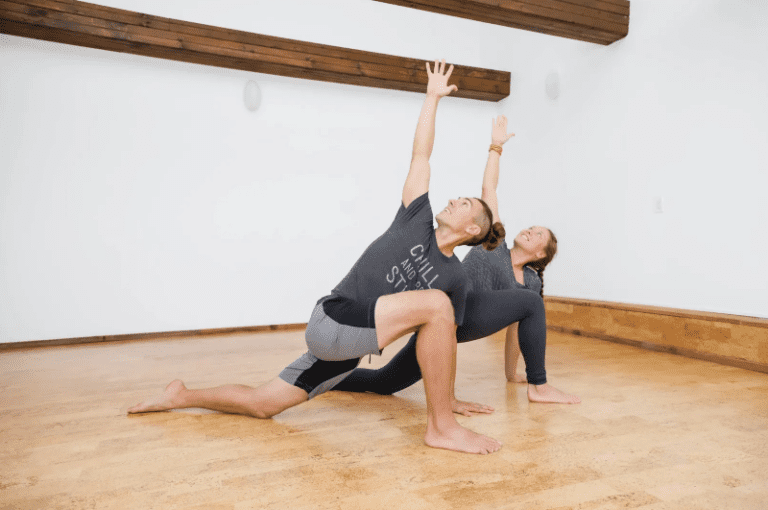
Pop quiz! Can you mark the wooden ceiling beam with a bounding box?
[0,0,510,101]
[389,0,617,45]
[374,0,629,45]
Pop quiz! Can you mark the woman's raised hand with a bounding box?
[426,59,459,98]
[492,115,515,145]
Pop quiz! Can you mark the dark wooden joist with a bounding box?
[374,0,630,45]
[0,0,510,101]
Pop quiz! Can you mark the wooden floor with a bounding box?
[1,329,767,510]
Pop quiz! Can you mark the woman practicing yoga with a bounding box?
[128,60,506,454]
[333,115,580,408]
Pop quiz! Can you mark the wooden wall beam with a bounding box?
[0,0,510,101]
[374,0,630,45]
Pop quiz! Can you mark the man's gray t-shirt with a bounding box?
[461,239,542,294]
[324,192,468,326]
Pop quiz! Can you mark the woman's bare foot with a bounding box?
[527,383,581,404]
[424,423,502,455]
[128,380,187,414]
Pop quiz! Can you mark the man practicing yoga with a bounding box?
[128,60,505,455]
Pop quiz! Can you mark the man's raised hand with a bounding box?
[426,59,459,98]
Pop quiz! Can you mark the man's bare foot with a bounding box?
[127,380,187,414]
[527,383,580,404]
[424,423,502,454]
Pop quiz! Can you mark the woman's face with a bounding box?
[513,226,550,259]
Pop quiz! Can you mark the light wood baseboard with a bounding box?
[4,298,767,377]
[0,323,307,352]
[544,296,768,374]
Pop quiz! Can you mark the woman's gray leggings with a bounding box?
[333,287,547,394]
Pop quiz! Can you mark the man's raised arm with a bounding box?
[402,59,458,208]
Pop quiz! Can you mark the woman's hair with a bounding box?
[464,198,506,251]
[526,229,558,297]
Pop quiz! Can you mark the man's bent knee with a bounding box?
[422,290,454,321]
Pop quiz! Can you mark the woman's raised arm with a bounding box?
[481,115,515,224]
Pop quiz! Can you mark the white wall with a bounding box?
[1,0,766,343]
[501,0,768,317]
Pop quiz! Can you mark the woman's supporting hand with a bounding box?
[426,59,459,98]
[451,398,495,417]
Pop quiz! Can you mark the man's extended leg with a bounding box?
[127,377,308,418]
